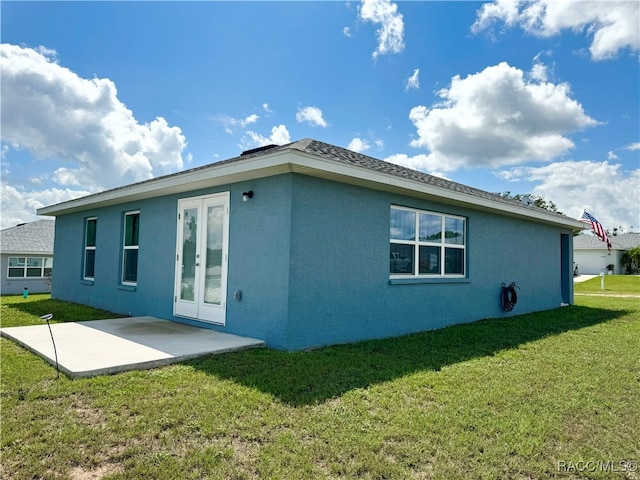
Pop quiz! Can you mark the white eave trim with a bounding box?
[37,150,294,216]
[37,147,586,230]
[1,251,54,256]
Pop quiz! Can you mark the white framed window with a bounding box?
[84,217,97,280]
[8,257,53,278]
[122,211,139,285]
[390,206,466,277]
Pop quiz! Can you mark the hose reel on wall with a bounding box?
[501,282,519,312]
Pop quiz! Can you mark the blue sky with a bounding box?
[2,1,638,231]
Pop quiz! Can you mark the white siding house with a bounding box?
[573,232,639,275]
[0,220,55,294]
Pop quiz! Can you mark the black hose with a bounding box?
[501,282,519,312]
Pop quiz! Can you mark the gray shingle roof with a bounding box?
[574,232,640,250]
[0,220,55,254]
[284,138,575,221]
[611,232,640,249]
[37,138,585,228]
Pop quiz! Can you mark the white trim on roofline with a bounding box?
[285,150,586,229]
[1,251,54,256]
[37,147,586,230]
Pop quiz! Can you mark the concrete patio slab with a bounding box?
[0,316,265,379]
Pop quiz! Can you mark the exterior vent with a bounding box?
[240,144,279,156]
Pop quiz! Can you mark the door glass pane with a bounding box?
[390,244,414,274]
[180,207,198,301]
[419,246,441,274]
[204,205,223,305]
[390,208,416,240]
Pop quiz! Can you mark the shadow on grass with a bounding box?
[187,305,631,406]
[1,296,124,328]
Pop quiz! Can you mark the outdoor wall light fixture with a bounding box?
[242,190,254,202]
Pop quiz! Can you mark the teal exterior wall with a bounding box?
[50,172,574,351]
[282,175,574,350]
[51,174,294,347]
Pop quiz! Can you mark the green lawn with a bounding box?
[574,274,640,296]
[1,291,639,479]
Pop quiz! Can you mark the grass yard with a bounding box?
[1,288,639,479]
[574,274,640,296]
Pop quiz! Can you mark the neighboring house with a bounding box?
[1,220,55,295]
[574,232,640,275]
[37,139,586,351]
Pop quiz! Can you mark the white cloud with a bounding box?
[472,0,640,60]
[242,125,291,148]
[607,151,620,160]
[385,152,437,171]
[296,106,329,127]
[348,138,371,153]
[35,45,57,57]
[262,103,272,114]
[343,26,352,38]
[223,113,260,133]
[385,153,452,180]
[529,62,547,82]
[497,160,640,230]
[28,174,47,185]
[0,184,91,229]
[406,62,598,172]
[0,43,187,192]
[242,114,259,126]
[358,0,405,58]
[268,125,291,145]
[405,68,420,91]
[624,142,640,151]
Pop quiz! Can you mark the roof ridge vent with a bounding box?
[241,144,279,156]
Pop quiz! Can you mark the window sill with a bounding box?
[80,279,94,286]
[389,277,470,285]
[7,277,48,280]
[118,284,137,292]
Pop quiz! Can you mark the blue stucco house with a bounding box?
[37,139,585,350]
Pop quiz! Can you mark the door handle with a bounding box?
[195,263,200,267]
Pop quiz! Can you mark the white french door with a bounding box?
[174,192,229,324]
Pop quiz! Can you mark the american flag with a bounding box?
[579,211,611,251]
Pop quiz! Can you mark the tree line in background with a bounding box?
[622,247,640,274]
[497,192,562,214]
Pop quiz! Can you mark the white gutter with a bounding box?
[1,250,53,256]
